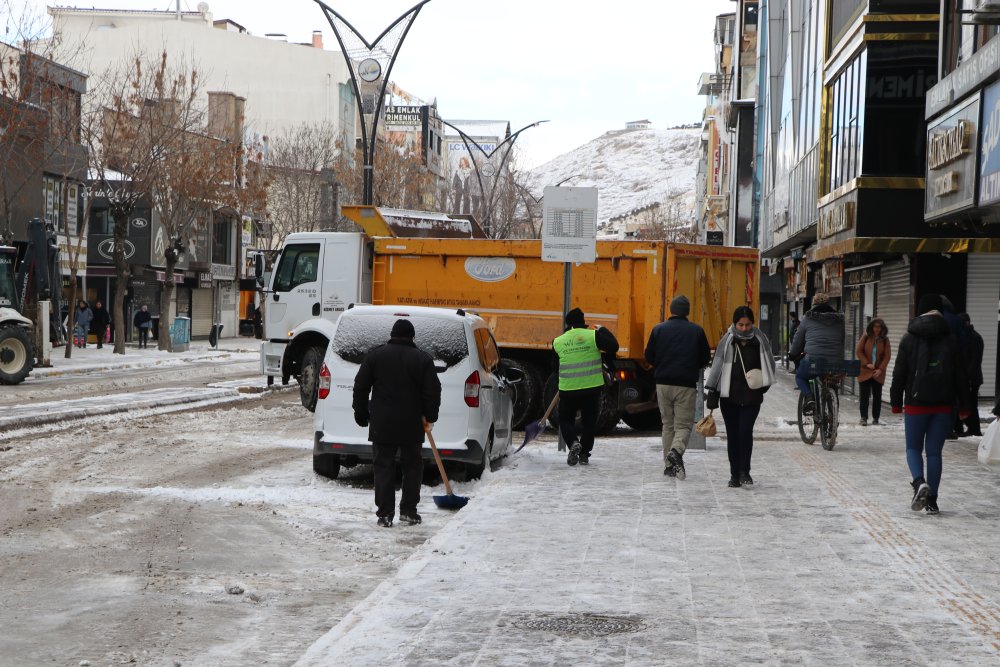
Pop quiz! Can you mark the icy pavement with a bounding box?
[296,378,1000,666]
[27,340,260,378]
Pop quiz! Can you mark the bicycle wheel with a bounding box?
[797,391,818,445]
[820,388,839,450]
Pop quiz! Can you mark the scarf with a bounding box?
[704,325,778,397]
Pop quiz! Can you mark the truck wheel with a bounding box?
[622,409,663,432]
[595,388,621,434]
[313,454,341,479]
[504,358,542,430]
[299,346,324,412]
[0,325,34,385]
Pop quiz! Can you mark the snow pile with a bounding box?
[527,127,701,228]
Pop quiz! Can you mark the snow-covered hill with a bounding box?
[527,127,701,228]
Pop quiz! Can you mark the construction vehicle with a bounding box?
[258,206,760,430]
[0,219,65,385]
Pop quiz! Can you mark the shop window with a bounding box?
[213,217,232,265]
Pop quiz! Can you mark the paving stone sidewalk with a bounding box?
[296,379,1000,666]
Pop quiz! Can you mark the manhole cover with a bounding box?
[506,612,645,638]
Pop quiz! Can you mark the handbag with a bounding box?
[978,419,1000,469]
[695,410,717,437]
[736,344,764,390]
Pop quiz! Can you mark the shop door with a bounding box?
[192,287,213,337]
[845,292,863,395]
[877,261,911,394]
[967,255,1000,398]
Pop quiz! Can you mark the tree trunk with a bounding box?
[111,211,131,355]
[159,254,177,352]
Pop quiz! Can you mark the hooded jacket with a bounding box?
[788,304,845,361]
[890,313,969,409]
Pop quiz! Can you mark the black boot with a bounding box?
[925,495,939,515]
[667,449,685,480]
[910,477,929,511]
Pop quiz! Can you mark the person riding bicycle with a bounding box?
[788,292,845,414]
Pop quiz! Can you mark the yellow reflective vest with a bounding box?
[553,328,604,391]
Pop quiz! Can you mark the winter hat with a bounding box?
[812,292,830,306]
[917,293,943,315]
[390,318,416,339]
[670,295,690,318]
[565,308,586,328]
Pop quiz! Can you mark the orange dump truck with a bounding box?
[343,206,760,431]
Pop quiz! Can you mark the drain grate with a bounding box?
[507,612,645,638]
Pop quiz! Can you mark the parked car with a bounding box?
[313,305,523,480]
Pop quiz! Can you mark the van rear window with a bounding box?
[333,314,469,367]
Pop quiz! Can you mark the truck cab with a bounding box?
[259,232,371,410]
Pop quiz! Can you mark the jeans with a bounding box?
[655,384,697,460]
[372,440,423,519]
[858,379,883,421]
[904,411,951,494]
[795,359,817,399]
[73,324,87,347]
[720,399,761,478]
[559,387,601,457]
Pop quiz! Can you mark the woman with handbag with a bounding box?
[704,306,777,487]
[855,317,890,426]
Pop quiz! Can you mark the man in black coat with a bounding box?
[958,313,984,436]
[644,295,711,480]
[353,319,442,528]
[90,300,111,349]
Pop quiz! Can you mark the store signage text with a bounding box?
[928,120,972,169]
[385,106,422,126]
[818,201,855,239]
[844,265,880,287]
[927,33,1000,118]
[210,263,236,280]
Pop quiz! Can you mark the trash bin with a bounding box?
[170,316,191,353]
[209,323,224,348]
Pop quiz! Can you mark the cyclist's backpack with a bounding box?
[910,336,953,404]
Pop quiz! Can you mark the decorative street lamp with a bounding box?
[312,0,430,205]
[440,119,548,237]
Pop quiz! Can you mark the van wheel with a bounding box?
[504,358,542,429]
[299,346,324,412]
[313,454,341,479]
[466,429,493,480]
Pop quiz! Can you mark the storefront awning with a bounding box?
[812,236,1000,261]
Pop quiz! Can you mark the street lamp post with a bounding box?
[440,119,548,237]
[313,0,430,206]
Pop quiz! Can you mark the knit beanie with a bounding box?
[390,318,416,339]
[565,308,586,328]
[670,295,690,318]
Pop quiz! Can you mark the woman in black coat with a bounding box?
[90,300,111,349]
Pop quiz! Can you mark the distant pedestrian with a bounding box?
[704,306,776,487]
[957,313,984,436]
[890,294,970,516]
[74,300,92,348]
[91,300,110,349]
[353,319,441,528]
[645,295,712,479]
[855,317,890,426]
[133,305,152,349]
[788,312,800,369]
[552,308,619,466]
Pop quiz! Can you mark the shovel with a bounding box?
[426,428,468,510]
[513,393,560,454]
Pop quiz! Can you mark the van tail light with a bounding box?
[464,370,481,407]
[318,362,331,400]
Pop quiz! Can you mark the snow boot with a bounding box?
[399,513,422,525]
[727,477,741,488]
[910,477,929,511]
[567,442,581,466]
[925,495,939,515]
[377,516,393,528]
[667,449,685,480]
[739,472,754,486]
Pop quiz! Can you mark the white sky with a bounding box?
[17,0,734,167]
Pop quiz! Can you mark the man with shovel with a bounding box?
[353,319,442,528]
[553,308,619,466]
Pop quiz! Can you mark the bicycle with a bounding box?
[796,358,860,451]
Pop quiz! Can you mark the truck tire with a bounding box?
[503,358,542,430]
[299,346,324,412]
[313,454,341,479]
[0,325,33,385]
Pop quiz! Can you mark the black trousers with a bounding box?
[858,379,883,421]
[960,388,982,436]
[720,399,760,478]
[139,328,150,348]
[372,441,423,519]
[558,387,601,456]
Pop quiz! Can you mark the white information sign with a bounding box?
[541,186,598,263]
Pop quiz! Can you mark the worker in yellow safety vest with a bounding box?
[552,308,620,466]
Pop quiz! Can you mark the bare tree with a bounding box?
[330,136,440,216]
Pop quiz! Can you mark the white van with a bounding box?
[312,305,522,479]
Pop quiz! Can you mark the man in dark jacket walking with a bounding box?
[90,300,111,349]
[957,313,984,436]
[353,319,442,528]
[788,292,845,413]
[644,295,711,479]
